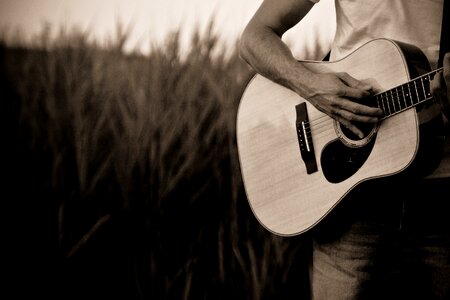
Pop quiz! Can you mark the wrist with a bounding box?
[283,62,318,99]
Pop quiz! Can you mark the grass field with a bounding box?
[1,27,311,299]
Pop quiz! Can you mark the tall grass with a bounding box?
[1,24,311,299]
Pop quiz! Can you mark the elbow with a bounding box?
[238,22,280,65]
[238,28,251,64]
[238,25,256,65]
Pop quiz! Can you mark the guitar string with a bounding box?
[301,76,434,136]
[302,91,435,137]
[305,89,427,136]
[297,68,442,139]
[372,74,435,121]
[305,94,434,138]
[305,70,438,131]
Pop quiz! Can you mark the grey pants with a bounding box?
[309,178,450,300]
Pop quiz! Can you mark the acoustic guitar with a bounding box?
[237,38,444,236]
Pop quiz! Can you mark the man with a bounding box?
[239,0,450,299]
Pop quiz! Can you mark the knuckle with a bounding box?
[337,91,345,97]
[336,89,348,97]
[346,114,354,121]
[340,110,352,120]
[335,116,346,124]
[341,119,353,129]
[329,97,340,107]
[352,106,361,114]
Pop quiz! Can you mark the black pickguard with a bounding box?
[321,137,376,183]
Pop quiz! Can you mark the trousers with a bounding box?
[309,177,450,300]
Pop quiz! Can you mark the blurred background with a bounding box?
[0,0,334,299]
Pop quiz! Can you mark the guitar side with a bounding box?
[236,39,422,236]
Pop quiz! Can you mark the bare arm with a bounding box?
[239,0,315,89]
[239,0,382,138]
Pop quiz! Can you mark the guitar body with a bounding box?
[237,39,436,236]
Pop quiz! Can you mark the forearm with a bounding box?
[239,24,316,99]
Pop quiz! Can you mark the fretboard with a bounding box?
[371,67,443,120]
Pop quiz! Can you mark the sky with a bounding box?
[0,0,335,57]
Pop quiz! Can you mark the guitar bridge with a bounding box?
[296,103,318,174]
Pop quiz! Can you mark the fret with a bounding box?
[414,77,426,102]
[376,95,387,118]
[419,77,427,101]
[381,93,388,116]
[375,95,383,117]
[414,80,420,103]
[376,94,384,115]
[407,81,414,106]
[389,89,398,113]
[374,95,381,110]
[423,75,432,100]
[410,81,419,105]
[402,83,413,107]
[399,85,407,109]
[388,91,396,114]
[382,93,392,116]
[396,86,406,110]
[373,68,441,121]
[376,94,383,114]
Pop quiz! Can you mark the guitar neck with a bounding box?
[373,67,443,120]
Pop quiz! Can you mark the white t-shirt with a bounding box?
[311,0,443,66]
